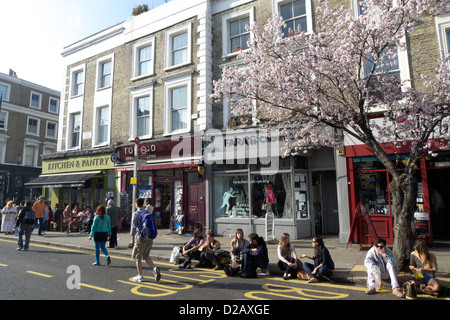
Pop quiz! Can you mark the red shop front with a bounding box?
[346,144,450,246]
[115,137,205,232]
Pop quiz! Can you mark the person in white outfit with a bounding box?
[1,201,17,234]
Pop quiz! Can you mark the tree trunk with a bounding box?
[389,173,418,272]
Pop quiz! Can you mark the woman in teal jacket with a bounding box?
[89,205,111,266]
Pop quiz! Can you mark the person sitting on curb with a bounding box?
[179,228,206,269]
[409,240,440,296]
[241,233,269,278]
[277,233,299,280]
[364,238,404,298]
[301,236,334,283]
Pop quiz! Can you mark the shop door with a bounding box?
[187,183,205,232]
[312,171,339,234]
[154,183,172,229]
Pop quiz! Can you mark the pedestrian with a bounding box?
[277,233,299,280]
[15,201,35,251]
[52,204,64,231]
[241,233,269,278]
[106,199,121,248]
[32,196,47,236]
[130,198,161,282]
[364,238,404,298]
[301,236,334,283]
[1,200,17,234]
[409,240,440,296]
[89,205,111,266]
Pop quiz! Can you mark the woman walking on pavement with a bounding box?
[89,205,111,266]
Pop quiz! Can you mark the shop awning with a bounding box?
[25,171,101,188]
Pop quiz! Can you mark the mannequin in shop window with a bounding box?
[217,188,236,216]
[263,183,277,216]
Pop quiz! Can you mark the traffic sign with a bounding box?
[134,137,140,145]
[138,145,148,157]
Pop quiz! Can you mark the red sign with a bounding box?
[134,137,140,145]
[138,145,148,157]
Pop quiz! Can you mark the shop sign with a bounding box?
[118,136,201,163]
[43,154,114,174]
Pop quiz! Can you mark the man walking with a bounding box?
[130,198,161,282]
[32,196,47,236]
[15,201,35,251]
[106,200,121,248]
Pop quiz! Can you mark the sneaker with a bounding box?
[393,287,405,298]
[16,247,23,251]
[107,256,111,266]
[133,275,144,282]
[365,288,376,295]
[154,267,161,282]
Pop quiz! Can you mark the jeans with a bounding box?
[278,256,297,275]
[303,262,333,279]
[18,223,34,250]
[32,218,45,235]
[94,241,109,264]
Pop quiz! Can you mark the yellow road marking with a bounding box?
[0,263,8,267]
[27,271,53,278]
[80,283,114,293]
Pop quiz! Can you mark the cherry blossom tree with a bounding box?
[212,0,450,270]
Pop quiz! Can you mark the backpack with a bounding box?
[140,210,157,240]
[22,208,35,224]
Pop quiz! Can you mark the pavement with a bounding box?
[1,229,450,290]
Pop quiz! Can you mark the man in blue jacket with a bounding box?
[241,233,269,278]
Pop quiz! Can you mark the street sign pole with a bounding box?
[132,137,140,210]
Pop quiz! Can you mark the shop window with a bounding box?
[294,172,309,219]
[214,175,249,218]
[356,171,390,214]
[251,173,293,219]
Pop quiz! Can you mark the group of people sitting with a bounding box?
[177,228,334,282]
[177,229,441,298]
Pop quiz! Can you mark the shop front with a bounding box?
[205,128,339,240]
[115,136,204,232]
[26,152,116,210]
[346,144,450,246]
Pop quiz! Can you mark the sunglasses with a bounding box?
[376,245,385,249]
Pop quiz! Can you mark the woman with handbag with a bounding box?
[89,205,111,266]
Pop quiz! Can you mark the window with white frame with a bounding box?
[46,121,57,139]
[436,13,450,59]
[0,111,8,131]
[23,140,41,167]
[69,113,81,149]
[0,82,10,101]
[352,0,410,89]
[222,8,254,57]
[71,69,85,97]
[164,76,191,135]
[49,97,59,114]
[98,60,112,89]
[131,86,153,140]
[165,24,192,69]
[0,136,6,164]
[27,117,40,136]
[274,0,313,36]
[95,106,110,145]
[30,92,42,109]
[133,38,155,79]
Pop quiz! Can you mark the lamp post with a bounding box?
[15,153,22,203]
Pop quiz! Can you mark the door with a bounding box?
[154,183,172,228]
[187,182,205,232]
[312,171,339,234]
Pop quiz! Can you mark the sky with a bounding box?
[0,0,171,92]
